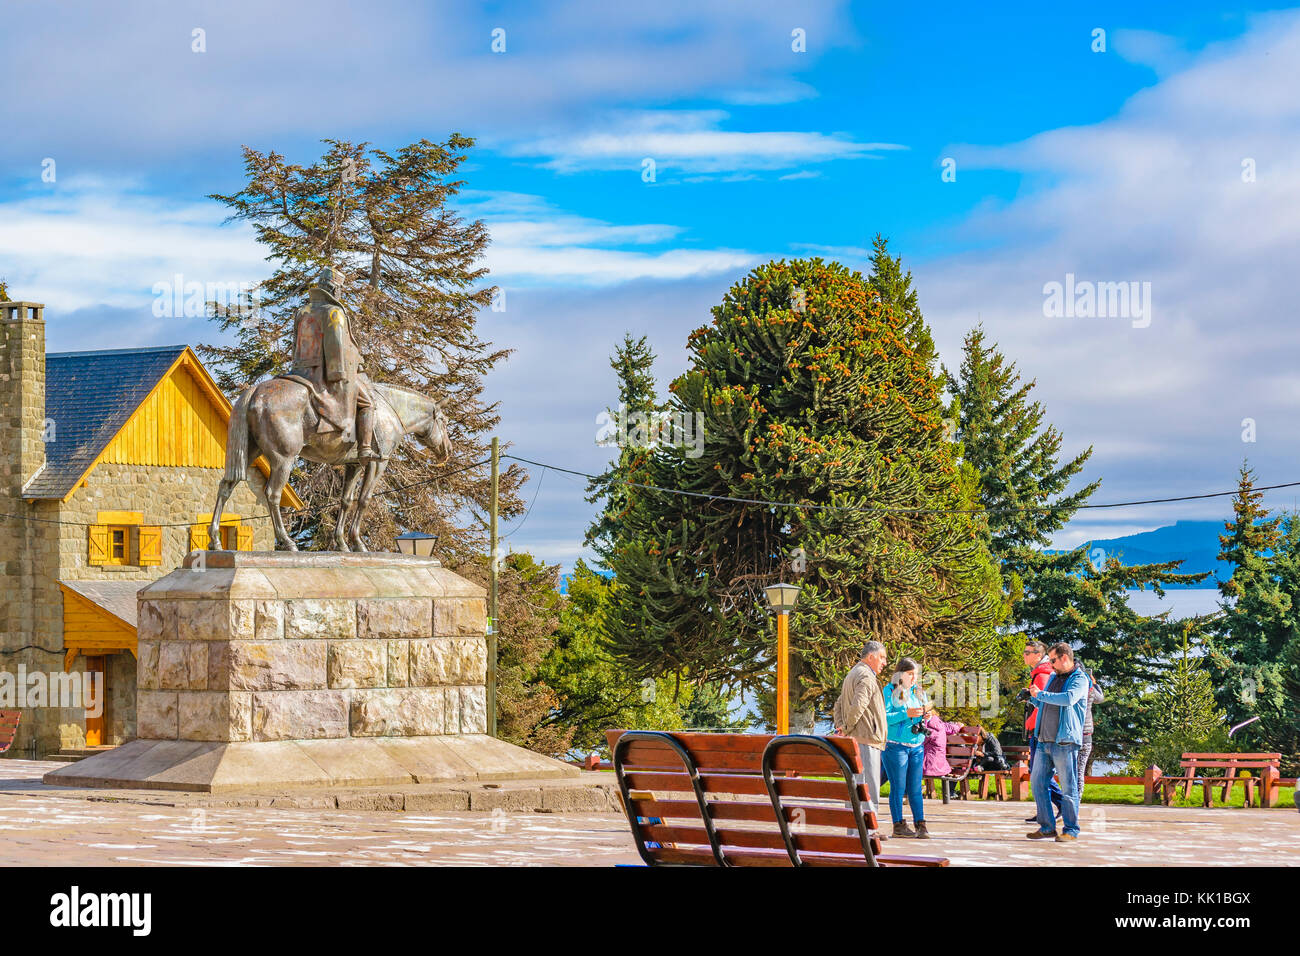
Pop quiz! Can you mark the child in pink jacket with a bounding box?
[921,714,969,777]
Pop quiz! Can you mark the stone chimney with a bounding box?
[0,301,46,493]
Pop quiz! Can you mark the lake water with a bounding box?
[1122,588,1222,619]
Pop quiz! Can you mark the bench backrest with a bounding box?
[0,710,19,754]
[1178,753,1282,775]
[1004,745,1031,764]
[606,729,885,867]
[942,730,984,778]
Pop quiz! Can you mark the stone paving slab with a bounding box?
[40,734,580,792]
[3,760,1296,866]
[7,760,618,813]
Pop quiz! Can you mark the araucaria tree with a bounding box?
[201,137,523,555]
[605,257,1006,729]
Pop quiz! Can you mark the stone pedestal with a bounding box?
[43,552,578,792]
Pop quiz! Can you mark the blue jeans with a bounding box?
[1028,735,1063,812]
[1032,740,1080,837]
[883,742,925,825]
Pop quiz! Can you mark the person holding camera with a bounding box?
[1026,643,1088,842]
[1020,640,1063,823]
[882,658,932,839]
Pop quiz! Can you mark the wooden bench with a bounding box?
[0,710,18,755]
[1003,744,1032,801]
[922,727,985,803]
[606,730,949,867]
[1153,753,1283,808]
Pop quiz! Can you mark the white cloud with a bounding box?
[465,191,762,284]
[0,178,264,312]
[0,0,857,171]
[917,10,1300,538]
[508,110,905,174]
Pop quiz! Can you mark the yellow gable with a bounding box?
[85,348,303,509]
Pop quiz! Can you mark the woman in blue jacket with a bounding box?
[883,658,932,839]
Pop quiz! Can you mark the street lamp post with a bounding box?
[763,582,800,735]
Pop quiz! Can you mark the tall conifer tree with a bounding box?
[1206,466,1297,738]
[201,137,523,555]
[586,334,665,563]
[947,327,1205,752]
[605,257,1005,729]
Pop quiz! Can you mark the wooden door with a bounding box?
[84,656,106,747]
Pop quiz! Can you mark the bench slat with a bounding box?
[610,730,950,868]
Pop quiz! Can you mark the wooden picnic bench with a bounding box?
[922,727,986,802]
[1003,744,1032,801]
[606,729,949,867]
[0,710,18,755]
[1152,752,1283,808]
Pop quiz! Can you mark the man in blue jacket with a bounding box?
[1026,643,1089,842]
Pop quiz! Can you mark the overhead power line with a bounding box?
[502,453,1300,517]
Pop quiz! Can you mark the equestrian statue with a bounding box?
[208,266,452,552]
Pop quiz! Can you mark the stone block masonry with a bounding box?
[43,550,579,791]
[134,551,490,743]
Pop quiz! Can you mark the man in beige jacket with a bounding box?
[834,640,889,820]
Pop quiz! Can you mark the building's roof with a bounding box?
[23,346,189,499]
[58,579,142,628]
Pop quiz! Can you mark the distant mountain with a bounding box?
[1065,520,1228,589]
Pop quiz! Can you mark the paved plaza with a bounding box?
[1,759,1296,866]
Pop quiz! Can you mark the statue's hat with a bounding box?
[310,266,346,306]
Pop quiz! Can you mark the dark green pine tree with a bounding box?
[1130,619,1229,775]
[946,327,1207,752]
[866,234,937,374]
[1154,621,1227,738]
[1205,466,1297,739]
[1259,627,1300,776]
[585,334,666,564]
[605,257,1006,730]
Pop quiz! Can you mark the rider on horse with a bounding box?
[287,266,380,461]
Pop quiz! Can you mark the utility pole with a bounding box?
[487,436,499,738]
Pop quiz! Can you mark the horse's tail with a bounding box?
[224,386,253,483]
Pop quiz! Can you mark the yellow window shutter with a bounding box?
[88,525,109,566]
[139,525,163,566]
[189,523,210,552]
[236,524,253,551]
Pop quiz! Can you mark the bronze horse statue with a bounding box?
[209,377,451,551]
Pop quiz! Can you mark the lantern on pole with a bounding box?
[763,582,800,735]
[395,531,439,558]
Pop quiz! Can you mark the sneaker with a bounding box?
[1026,829,1058,840]
[1056,833,1078,843]
[914,821,931,840]
[893,822,916,838]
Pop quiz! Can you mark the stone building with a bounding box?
[0,300,302,758]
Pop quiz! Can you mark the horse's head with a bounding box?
[415,401,453,464]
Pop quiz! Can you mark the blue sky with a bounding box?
[4,0,1300,569]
